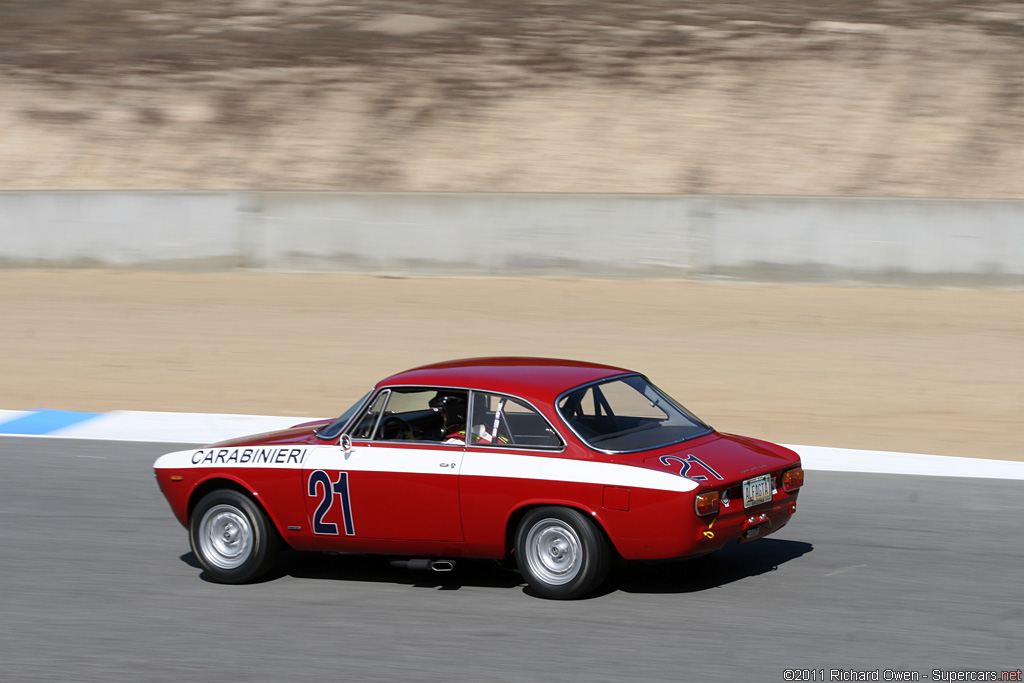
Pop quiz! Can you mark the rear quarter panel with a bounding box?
[459,447,701,560]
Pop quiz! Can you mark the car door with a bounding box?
[302,387,466,548]
[459,390,567,543]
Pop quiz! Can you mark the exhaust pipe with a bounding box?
[429,560,455,572]
[389,559,457,572]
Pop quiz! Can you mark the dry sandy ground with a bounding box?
[1,271,1021,460]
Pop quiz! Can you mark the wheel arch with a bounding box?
[187,477,287,546]
[504,502,620,560]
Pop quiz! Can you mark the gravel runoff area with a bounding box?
[1,271,1021,461]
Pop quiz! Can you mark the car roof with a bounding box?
[378,357,633,404]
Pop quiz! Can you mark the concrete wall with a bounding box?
[2,192,1022,285]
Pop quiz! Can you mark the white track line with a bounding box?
[783,444,1024,481]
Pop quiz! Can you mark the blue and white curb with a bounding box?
[0,409,105,435]
[0,409,308,446]
[1,409,1022,481]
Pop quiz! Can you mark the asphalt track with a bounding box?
[2,437,1020,682]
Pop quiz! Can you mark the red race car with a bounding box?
[154,357,803,599]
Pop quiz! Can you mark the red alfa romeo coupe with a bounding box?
[154,357,803,599]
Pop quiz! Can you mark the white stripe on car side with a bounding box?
[304,445,462,475]
[154,444,697,493]
[462,450,697,492]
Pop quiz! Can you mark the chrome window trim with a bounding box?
[555,373,713,455]
[366,389,391,441]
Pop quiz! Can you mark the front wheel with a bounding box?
[190,489,280,584]
[515,506,610,600]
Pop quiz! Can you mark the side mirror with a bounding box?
[340,434,353,452]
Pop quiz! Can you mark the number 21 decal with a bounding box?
[308,470,355,535]
[659,454,724,481]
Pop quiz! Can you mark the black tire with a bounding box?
[514,506,610,600]
[189,489,280,584]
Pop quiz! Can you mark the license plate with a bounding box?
[743,474,772,508]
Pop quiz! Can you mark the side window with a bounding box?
[469,393,563,449]
[353,387,468,443]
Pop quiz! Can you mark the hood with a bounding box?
[208,418,332,448]
[641,432,799,485]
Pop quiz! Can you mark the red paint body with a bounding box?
[154,357,802,563]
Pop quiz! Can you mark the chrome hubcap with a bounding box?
[199,505,253,569]
[524,518,582,586]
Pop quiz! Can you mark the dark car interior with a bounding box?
[354,388,563,449]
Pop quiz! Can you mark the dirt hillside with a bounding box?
[2,0,1023,196]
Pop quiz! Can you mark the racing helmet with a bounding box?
[429,392,467,430]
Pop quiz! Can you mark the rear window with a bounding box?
[557,375,711,453]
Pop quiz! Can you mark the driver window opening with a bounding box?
[359,388,469,444]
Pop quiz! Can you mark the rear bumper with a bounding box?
[692,492,799,554]
[607,489,800,560]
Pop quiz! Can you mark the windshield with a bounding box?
[315,390,372,440]
[557,375,711,453]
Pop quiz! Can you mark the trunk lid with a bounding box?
[640,432,799,485]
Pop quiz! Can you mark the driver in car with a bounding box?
[429,392,469,444]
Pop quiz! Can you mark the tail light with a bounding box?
[694,491,721,516]
[782,467,804,493]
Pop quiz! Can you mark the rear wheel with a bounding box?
[190,489,279,584]
[515,506,610,599]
